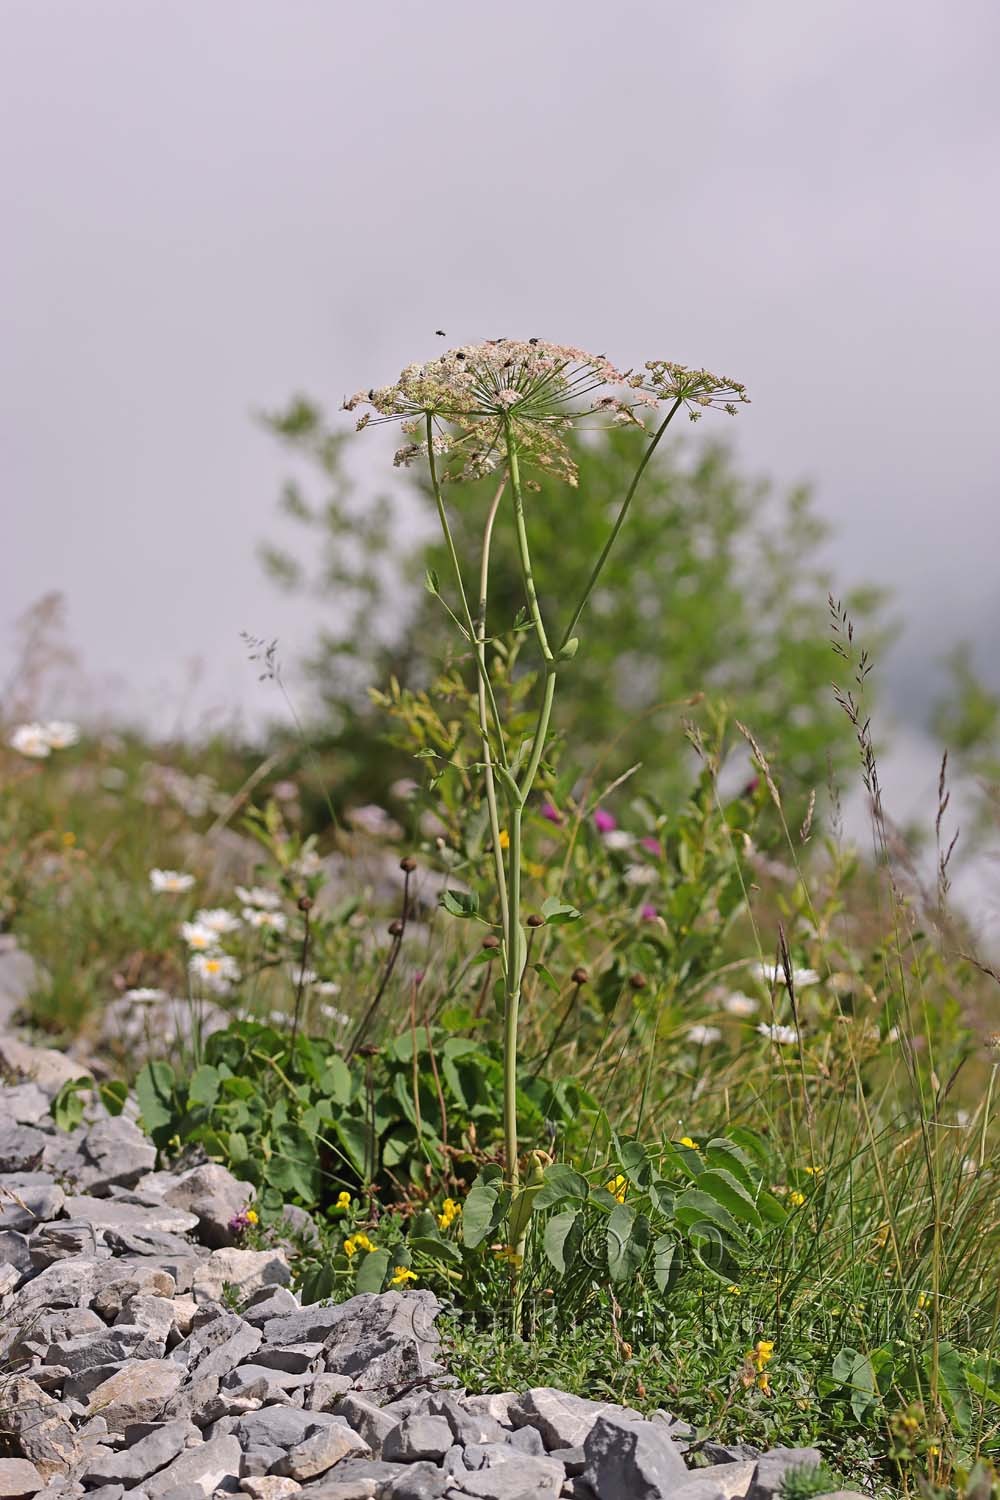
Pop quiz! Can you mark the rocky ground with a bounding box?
[0,944,849,1500]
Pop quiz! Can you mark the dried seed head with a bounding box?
[629,972,647,991]
[387,918,404,937]
[482,935,501,950]
[399,855,418,873]
[297,895,313,912]
[527,914,545,928]
[571,966,590,986]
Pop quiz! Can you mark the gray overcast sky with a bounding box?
[2,0,999,735]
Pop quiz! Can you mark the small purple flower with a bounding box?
[640,903,659,922]
[228,1208,257,1235]
[640,836,663,858]
[593,808,617,834]
[541,801,564,825]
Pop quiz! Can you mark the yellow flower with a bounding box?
[498,830,510,850]
[493,1246,523,1269]
[437,1197,461,1230]
[62,831,76,847]
[873,1222,890,1248]
[757,1372,771,1395]
[245,1209,259,1225]
[679,1137,699,1151]
[344,1232,376,1257]
[727,1284,741,1295]
[390,1266,418,1287]
[336,1191,352,1211]
[915,1292,930,1313]
[524,860,546,879]
[803,1165,824,1176]
[749,1339,774,1372]
[789,1190,806,1207]
[605,1175,628,1204]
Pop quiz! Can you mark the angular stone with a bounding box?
[0,1258,23,1293]
[221,1367,313,1401]
[192,1250,290,1306]
[141,1437,242,1500]
[240,1481,301,1500]
[0,1083,51,1125]
[382,1417,452,1464]
[331,1395,398,1456]
[674,1460,758,1500]
[320,1293,442,1393]
[548,1445,587,1475]
[162,1166,254,1251]
[581,1413,688,1500]
[7,1307,105,1361]
[116,1294,178,1346]
[242,1287,299,1328]
[47,1326,166,1373]
[510,1389,642,1451]
[0,1461,44,1498]
[80,1422,199,1487]
[83,1361,186,1436]
[75,1119,157,1194]
[61,1198,198,1238]
[459,1394,517,1428]
[746,1448,822,1500]
[306,1377,353,1413]
[0,1378,79,1481]
[506,1425,545,1456]
[253,1344,324,1374]
[425,1395,505,1448]
[275,1426,370,1481]
[699,1444,762,1466]
[457,1446,565,1497]
[172,1310,260,1376]
[0,1180,65,1232]
[92,1269,178,1320]
[0,1229,32,1272]
[0,1038,83,1096]
[381,1463,449,1499]
[234,1410,340,1454]
[0,1126,48,1174]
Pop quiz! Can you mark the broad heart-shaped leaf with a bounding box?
[408,1235,464,1269]
[675,1188,742,1243]
[540,896,581,925]
[265,1124,318,1203]
[614,1135,654,1190]
[696,1169,763,1232]
[607,1204,650,1284]
[51,1076,91,1133]
[188,1064,221,1110]
[688,1233,742,1285]
[440,889,480,919]
[98,1078,129,1117]
[930,1342,972,1434]
[355,1248,390,1294]
[321,1055,353,1107]
[462,1178,502,1249]
[703,1138,759,1194]
[543,1209,583,1274]
[535,1164,590,1211]
[652,1233,680,1293]
[755,1188,788,1226]
[135,1060,176,1137]
[832,1346,878,1423]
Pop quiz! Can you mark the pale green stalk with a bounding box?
[477,475,510,937]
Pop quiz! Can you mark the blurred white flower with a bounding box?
[150,869,195,894]
[292,849,323,877]
[347,803,403,840]
[319,1003,350,1028]
[272,780,299,802]
[124,987,168,1002]
[235,885,281,910]
[180,921,221,952]
[9,723,52,758]
[722,991,759,1016]
[886,1026,901,1043]
[757,1022,800,1045]
[189,952,240,993]
[623,864,657,887]
[390,777,419,801]
[243,908,288,933]
[603,830,635,852]
[315,980,341,997]
[686,1025,722,1046]
[754,962,820,989]
[100,767,128,790]
[288,967,318,986]
[41,720,80,749]
[196,908,242,935]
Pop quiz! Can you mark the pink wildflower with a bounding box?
[640,836,663,857]
[593,808,617,834]
[541,801,564,825]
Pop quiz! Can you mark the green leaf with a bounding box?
[533,963,559,993]
[355,1247,390,1294]
[322,1055,353,1107]
[540,896,581,925]
[652,1233,680,1293]
[832,1347,878,1423]
[51,1076,92,1132]
[696,1169,763,1231]
[463,1178,502,1249]
[135,1060,176,1136]
[97,1078,129,1117]
[703,1138,759,1194]
[932,1342,972,1434]
[425,568,440,595]
[440,889,480,919]
[675,1188,742,1242]
[535,1164,590,1210]
[543,1209,582,1273]
[607,1203,650,1283]
[408,1235,464,1269]
[188,1065,221,1109]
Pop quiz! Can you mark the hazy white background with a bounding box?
[2,0,998,896]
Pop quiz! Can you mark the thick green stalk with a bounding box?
[560,397,683,650]
[477,476,510,937]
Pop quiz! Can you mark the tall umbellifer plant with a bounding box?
[345,339,748,1267]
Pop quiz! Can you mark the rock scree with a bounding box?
[0,1033,831,1500]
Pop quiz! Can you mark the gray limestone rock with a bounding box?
[275,1425,371,1481]
[320,1293,442,1394]
[0,1378,80,1481]
[83,1361,187,1437]
[381,1416,452,1464]
[454,1445,565,1497]
[0,1461,45,1498]
[0,1125,48,1174]
[581,1412,689,1500]
[141,1436,242,1500]
[80,1423,200,1487]
[673,1461,758,1500]
[61,1199,197,1239]
[191,1251,290,1307]
[0,1178,65,1232]
[74,1120,157,1195]
[746,1449,823,1500]
[330,1396,398,1457]
[162,1167,255,1251]
[509,1389,642,1451]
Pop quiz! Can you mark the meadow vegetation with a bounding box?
[2,340,999,1499]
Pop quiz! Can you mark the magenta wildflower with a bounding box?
[541,801,564,825]
[593,808,617,834]
[640,836,663,857]
[640,903,659,922]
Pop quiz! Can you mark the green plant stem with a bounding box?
[478,475,510,937]
[560,397,683,650]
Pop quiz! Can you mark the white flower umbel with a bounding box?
[195,907,242,935]
[190,952,240,994]
[150,869,195,894]
[242,908,287,932]
[41,721,80,749]
[9,723,52,758]
[723,991,759,1016]
[180,921,222,952]
[754,962,820,989]
[757,1022,800,1046]
[686,1025,723,1046]
[234,885,281,910]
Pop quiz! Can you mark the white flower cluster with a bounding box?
[8,721,80,758]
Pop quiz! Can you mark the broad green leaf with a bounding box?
[535,1164,590,1210]
[440,889,480,919]
[408,1235,464,1269]
[543,1209,582,1273]
[355,1248,390,1294]
[135,1060,176,1136]
[463,1179,501,1249]
[703,1138,759,1193]
[675,1188,742,1242]
[607,1203,650,1283]
[533,963,559,993]
[653,1233,680,1293]
[98,1078,129,1116]
[832,1346,878,1423]
[188,1065,221,1109]
[931,1342,972,1434]
[697,1169,763,1231]
[51,1076,91,1132]
[540,897,581,925]
[322,1055,353,1107]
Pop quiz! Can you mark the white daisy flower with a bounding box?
[602,830,635,852]
[722,991,759,1016]
[315,980,341,997]
[8,723,52,758]
[243,908,288,933]
[41,720,80,749]
[686,1025,722,1046]
[288,967,318,986]
[757,1022,800,1046]
[319,1003,350,1028]
[623,864,657,887]
[123,987,168,1002]
[180,921,221,952]
[195,907,242,935]
[292,849,323,877]
[234,885,281,910]
[754,962,821,989]
[189,952,240,993]
[150,868,195,894]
